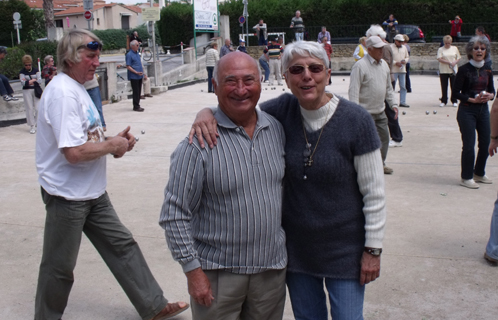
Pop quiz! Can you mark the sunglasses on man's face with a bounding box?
[287,64,325,75]
[79,41,102,51]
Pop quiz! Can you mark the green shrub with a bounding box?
[0,0,45,47]
[0,46,26,79]
[158,2,193,47]
[131,23,162,46]
[18,41,58,67]
[93,29,128,51]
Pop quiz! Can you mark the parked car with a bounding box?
[397,24,425,43]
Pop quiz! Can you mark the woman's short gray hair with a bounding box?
[44,55,53,64]
[465,35,490,60]
[281,41,330,75]
[57,29,101,73]
[366,24,386,40]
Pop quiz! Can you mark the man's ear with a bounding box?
[212,78,217,95]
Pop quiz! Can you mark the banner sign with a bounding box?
[194,0,218,30]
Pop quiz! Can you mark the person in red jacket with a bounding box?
[449,15,463,42]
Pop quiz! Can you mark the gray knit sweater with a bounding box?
[261,93,380,279]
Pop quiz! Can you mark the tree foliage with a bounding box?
[0,0,46,47]
[158,2,194,47]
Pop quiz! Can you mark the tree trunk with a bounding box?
[43,0,55,29]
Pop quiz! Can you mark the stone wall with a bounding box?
[246,43,498,72]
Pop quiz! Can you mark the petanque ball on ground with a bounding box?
[426,111,430,115]
[402,111,406,115]
[433,110,437,114]
[141,130,145,134]
[135,137,139,142]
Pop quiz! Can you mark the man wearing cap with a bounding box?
[349,35,399,175]
[263,38,283,86]
[391,34,410,108]
[237,39,248,54]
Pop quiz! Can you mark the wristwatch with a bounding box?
[491,135,498,140]
[364,247,382,256]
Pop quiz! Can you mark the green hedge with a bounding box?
[93,29,128,51]
[158,2,194,47]
[0,47,26,79]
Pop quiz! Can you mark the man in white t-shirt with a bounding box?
[34,29,189,320]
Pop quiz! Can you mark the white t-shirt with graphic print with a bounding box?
[36,72,106,201]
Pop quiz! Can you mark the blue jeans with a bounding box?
[486,194,498,260]
[35,188,167,320]
[457,104,490,179]
[392,73,407,104]
[286,272,365,320]
[295,32,304,41]
[258,37,267,46]
[0,73,14,96]
[259,58,270,82]
[87,87,106,127]
[206,66,214,92]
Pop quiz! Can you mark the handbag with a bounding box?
[34,83,43,99]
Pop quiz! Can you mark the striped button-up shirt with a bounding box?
[160,107,287,274]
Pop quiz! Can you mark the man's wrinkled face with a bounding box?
[213,53,261,119]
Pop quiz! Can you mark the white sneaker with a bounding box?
[453,102,458,107]
[439,102,445,107]
[474,174,493,184]
[460,179,479,189]
[389,140,403,147]
[264,80,269,83]
[29,126,36,134]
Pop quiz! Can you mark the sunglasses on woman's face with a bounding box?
[287,64,325,75]
[473,46,486,51]
[24,64,32,66]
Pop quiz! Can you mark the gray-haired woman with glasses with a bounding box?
[453,35,495,189]
[190,41,386,320]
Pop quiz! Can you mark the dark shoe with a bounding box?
[150,302,189,320]
[407,89,412,93]
[399,103,410,108]
[484,252,498,264]
[140,95,145,99]
[133,107,144,112]
[145,94,153,98]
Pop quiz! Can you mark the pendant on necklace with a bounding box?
[305,159,313,167]
[303,175,307,180]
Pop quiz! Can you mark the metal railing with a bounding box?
[236,23,498,44]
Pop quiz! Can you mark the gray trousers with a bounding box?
[269,59,282,85]
[35,188,167,320]
[191,269,286,320]
[371,112,389,165]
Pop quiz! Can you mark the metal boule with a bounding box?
[433,110,437,114]
[141,130,145,134]
[426,111,430,115]
[402,111,406,115]
[135,137,139,142]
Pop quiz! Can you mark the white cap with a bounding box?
[394,34,405,42]
[366,36,387,48]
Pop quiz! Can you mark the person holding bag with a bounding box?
[20,55,42,134]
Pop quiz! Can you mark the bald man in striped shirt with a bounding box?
[160,52,287,320]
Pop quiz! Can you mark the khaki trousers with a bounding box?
[191,269,286,320]
[23,89,39,127]
[142,77,151,95]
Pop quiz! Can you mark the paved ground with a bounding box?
[1,75,497,320]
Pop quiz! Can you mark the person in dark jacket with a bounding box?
[452,36,495,189]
